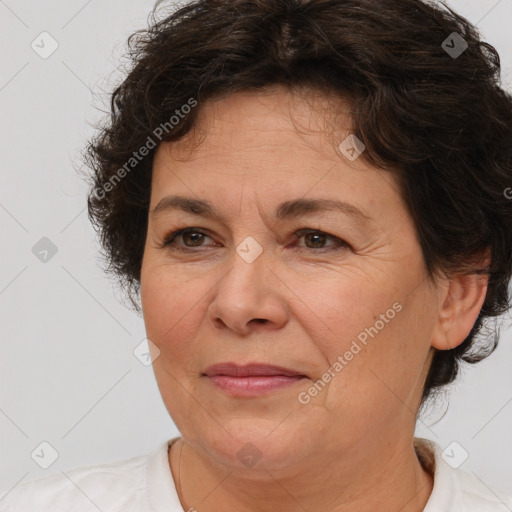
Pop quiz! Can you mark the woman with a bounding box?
[2,0,512,510]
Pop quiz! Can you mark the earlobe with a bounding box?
[431,271,489,351]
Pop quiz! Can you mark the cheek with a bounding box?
[320,284,436,418]
[140,263,205,350]
[140,265,208,421]
[307,260,435,407]
[298,268,399,360]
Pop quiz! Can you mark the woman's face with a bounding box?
[140,86,441,472]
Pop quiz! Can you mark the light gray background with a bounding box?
[1,0,511,499]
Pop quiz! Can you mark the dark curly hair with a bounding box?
[84,0,512,404]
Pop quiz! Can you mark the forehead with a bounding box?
[157,86,356,165]
[149,86,404,223]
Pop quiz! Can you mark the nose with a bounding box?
[208,249,289,336]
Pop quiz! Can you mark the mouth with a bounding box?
[203,363,308,397]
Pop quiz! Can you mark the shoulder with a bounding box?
[416,438,512,512]
[0,449,153,512]
[454,466,512,510]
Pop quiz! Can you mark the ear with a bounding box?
[431,268,489,351]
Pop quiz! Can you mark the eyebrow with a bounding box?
[151,195,371,223]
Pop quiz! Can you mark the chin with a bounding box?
[188,417,320,473]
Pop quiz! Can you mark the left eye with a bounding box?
[292,229,348,250]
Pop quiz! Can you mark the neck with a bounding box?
[168,437,434,512]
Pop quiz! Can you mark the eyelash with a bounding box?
[160,227,350,253]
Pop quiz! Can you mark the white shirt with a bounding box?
[1,437,511,511]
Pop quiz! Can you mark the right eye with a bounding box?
[161,228,217,252]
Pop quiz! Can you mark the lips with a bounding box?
[203,363,306,378]
[203,363,307,396]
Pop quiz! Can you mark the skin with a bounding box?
[140,85,488,511]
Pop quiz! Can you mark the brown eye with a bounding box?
[303,232,329,249]
[294,229,348,251]
[181,231,206,247]
[162,228,215,251]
